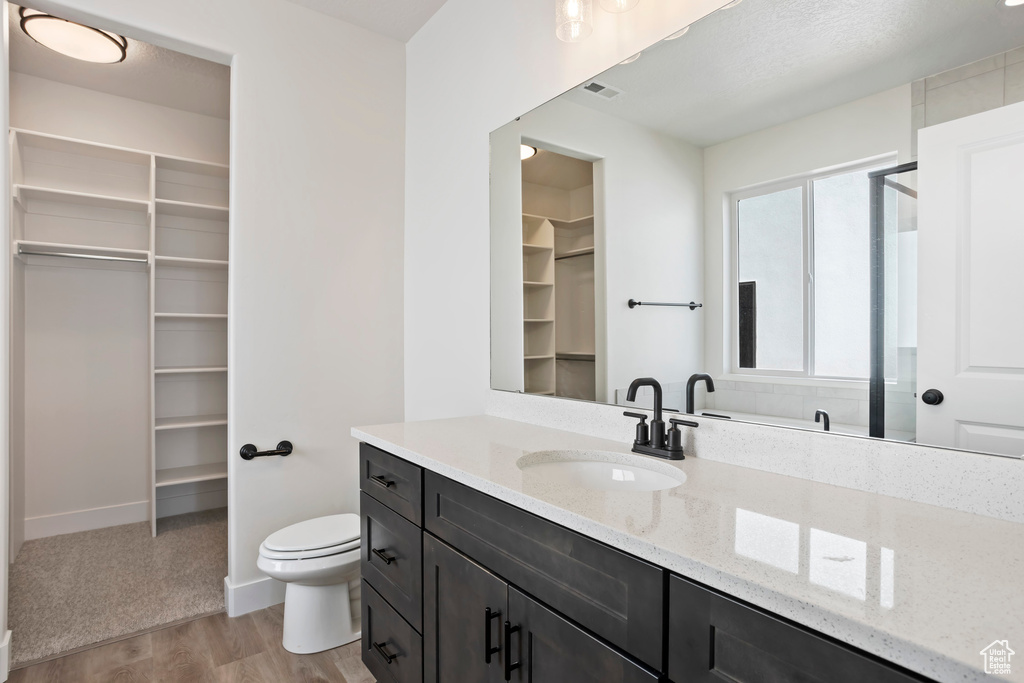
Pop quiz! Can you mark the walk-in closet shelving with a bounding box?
[10,128,229,535]
[521,149,596,399]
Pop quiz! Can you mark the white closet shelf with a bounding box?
[155,414,228,431]
[522,213,594,230]
[154,366,228,375]
[155,312,228,320]
[523,281,554,288]
[15,240,150,262]
[155,198,229,220]
[155,462,228,488]
[555,247,595,259]
[524,355,554,360]
[523,318,554,323]
[155,255,229,269]
[155,155,230,178]
[14,185,151,212]
[14,129,152,166]
[523,243,553,254]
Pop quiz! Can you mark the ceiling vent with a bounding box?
[581,80,623,100]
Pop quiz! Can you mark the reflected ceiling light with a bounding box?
[664,26,690,40]
[1004,0,1024,6]
[19,7,127,63]
[599,0,639,12]
[521,145,538,160]
[619,52,641,64]
[556,0,593,42]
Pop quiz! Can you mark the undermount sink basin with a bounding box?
[516,450,685,491]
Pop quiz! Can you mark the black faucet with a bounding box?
[624,377,697,460]
[685,373,715,414]
[815,409,830,432]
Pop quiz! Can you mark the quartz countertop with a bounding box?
[352,415,1024,683]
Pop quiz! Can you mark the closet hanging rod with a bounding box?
[17,247,149,264]
[628,299,702,310]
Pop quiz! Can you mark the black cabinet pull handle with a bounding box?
[240,441,292,460]
[485,607,501,664]
[372,548,395,565]
[369,474,394,489]
[503,621,521,681]
[372,641,396,664]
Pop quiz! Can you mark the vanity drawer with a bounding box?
[360,442,422,525]
[361,492,423,633]
[668,575,926,683]
[424,471,664,671]
[362,580,423,683]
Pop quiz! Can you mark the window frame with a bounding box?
[728,154,897,382]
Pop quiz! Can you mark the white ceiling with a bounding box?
[284,0,449,42]
[562,0,1024,147]
[522,149,594,191]
[9,4,230,119]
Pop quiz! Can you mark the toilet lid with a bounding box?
[263,514,360,553]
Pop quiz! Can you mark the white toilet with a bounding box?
[257,514,362,654]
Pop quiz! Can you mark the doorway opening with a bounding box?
[7,4,231,667]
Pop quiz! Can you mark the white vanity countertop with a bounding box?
[352,415,1024,683]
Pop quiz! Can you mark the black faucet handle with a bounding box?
[624,411,651,448]
[669,418,699,429]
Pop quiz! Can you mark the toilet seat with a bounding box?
[259,513,360,561]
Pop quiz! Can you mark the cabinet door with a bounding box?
[423,534,507,683]
[668,575,924,683]
[506,587,659,683]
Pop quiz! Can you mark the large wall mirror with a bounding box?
[491,0,1024,458]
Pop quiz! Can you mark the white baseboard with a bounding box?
[24,500,149,540]
[225,575,285,617]
[1,629,11,682]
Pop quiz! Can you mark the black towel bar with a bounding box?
[240,441,293,460]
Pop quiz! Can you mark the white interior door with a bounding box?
[917,101,1024,457]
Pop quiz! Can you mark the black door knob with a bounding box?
[921,389,944,405]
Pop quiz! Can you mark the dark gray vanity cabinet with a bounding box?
[423,533,658,683]
[667,575,923,683]
[359,442,934,683]
[423,534,506,683]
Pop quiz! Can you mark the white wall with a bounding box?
[10,73,228,163]
[407,0,728,420]
[702,85,912,382]
[1,5,9,674]
[2,0,406,620]
[490,98,703,404]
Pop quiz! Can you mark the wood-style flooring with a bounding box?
[8,605,375,683]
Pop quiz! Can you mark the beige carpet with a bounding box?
[9,508,227,667]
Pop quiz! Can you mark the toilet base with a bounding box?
[282,580,361,654]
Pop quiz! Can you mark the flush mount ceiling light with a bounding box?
[599,0,639,12]
[1003,0,1024,6]
[521,145,538,160]
[19,7,127,63]
[664,26,690,40]
[556,0,593,42]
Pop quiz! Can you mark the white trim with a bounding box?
[23,500,149,540]
[225,575,284,617]
[0,629,10,681]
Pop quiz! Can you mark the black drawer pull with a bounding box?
[373,641,397,664]
[369,474,395,489]
[503,621,521,681]
[372,547,395,565]
[485,607,501,664]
